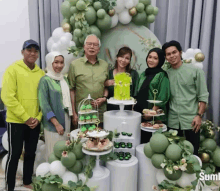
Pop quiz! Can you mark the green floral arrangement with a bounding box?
[199,120,220,175]
[144,129,212,190]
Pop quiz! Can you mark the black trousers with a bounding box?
[5,123,40,191]
[168,127,200,156]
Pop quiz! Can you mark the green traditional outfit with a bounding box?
[133,48,169,143]
[167,63,209,130]
[68,57,109,122]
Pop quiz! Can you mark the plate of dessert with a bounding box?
[141,121,166,130]
[142,109,165,116]
[82,129,113,152]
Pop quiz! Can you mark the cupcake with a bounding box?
[80,105,86,113]
[79,115,85,123]
[88,125,93,131]
[92,115,98,122]
[80,126,87,133]
[91,125,96,130]
[85,115,92,122]
[85,124,90,129]
[86,104,92,112]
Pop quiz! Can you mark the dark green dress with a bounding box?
[107,69,139,111]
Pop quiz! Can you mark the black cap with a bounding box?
[22,39,40,50]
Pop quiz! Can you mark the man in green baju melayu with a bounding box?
[162,40,209,155]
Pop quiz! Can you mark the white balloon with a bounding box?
[50,161,66,177]
[69,41,76,47]
[176,172,196,188]
[125,0,134,9]
[156,169,177,185]
[193,63,203,69]
[194,49,202,55]
[64,32,73,41]
[118,9,132,25]
[17,160,23,175]
[36,162,50,177]
[35,151,46,164]
[190,57,196,64]
[62,171,78,185]
[185,48,195,58]
[2,131,8,151]
[182,52,186,60]
[52,27,65,43]
[39,144,46,160]
[1,154,8,171]
[114,0,125,13]
[111,14,119,28]
[59,36,70,50]
[47,37,55,52]
[133,0,139,6]
[51,43,60,52]
[36,140,45,151]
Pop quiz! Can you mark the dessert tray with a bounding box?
[147,100,162,104]
[82,129,113,152]
[141,121,167,131]
[142,109,165,116]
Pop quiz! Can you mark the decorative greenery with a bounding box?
[156,180,193,191]
[100,151,118,161]
[68,46,84,57]
[33,174,97,191]
[140,38,160,53]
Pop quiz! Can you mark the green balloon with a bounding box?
[68,0,78,6]
[145,5,154,15]
[79,36,86,44]
[96,14,111,30]
[70,16,75,25]
[73,36,83,47]
[89,25,101,38]
[97,9,106,19]
[70,6,78,14]
[93,1,102,10]
[139,0,151,6]
[153,7,159,15]
[132,12,147,25]
[147,14,155,23]
[136,3,145,13]
[74,28,82,38]
[85,6,97,25]
[61,1,72,18]
[76,0,87,11]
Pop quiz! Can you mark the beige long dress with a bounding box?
[44,112,71,161]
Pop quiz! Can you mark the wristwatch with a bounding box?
[102,96,107,101]
[197,113,203,118]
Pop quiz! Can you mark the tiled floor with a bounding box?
[0,153,31,191]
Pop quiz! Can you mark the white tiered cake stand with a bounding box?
[79,148,112,191]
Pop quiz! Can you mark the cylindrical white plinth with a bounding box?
[104,111,141,152]
[136,144,157,191]
[79,167,110,191]
[106,156,138,191]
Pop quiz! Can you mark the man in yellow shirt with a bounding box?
[1,39,45,190]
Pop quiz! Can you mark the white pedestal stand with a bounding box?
[106,156,138,191]
[79,148,111,191]
[104,99,141,153]
[136,144,158,191]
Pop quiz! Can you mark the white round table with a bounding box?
[106,155,138,191]
[136,144,158,191]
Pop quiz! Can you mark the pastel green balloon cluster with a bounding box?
[61,0,159,49]
[114,72,132,100]
[132,0,158,25]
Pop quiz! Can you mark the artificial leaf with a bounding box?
[77,180,83,187]
[68,181,77,189]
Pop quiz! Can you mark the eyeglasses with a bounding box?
[86,42,99,48]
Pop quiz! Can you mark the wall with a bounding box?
[0,0,30,87]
